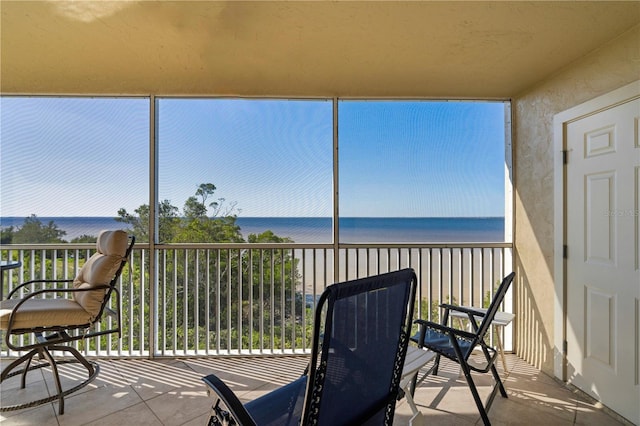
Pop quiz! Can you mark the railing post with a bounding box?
[149,95,158,358]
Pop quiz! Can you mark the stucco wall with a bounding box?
[512,24,639,374]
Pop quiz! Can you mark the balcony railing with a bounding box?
[1,242,513,358]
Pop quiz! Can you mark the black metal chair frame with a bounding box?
[0,235,135,415]
[411,271,515,426]
[203,268,418,426]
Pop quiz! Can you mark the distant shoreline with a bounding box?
[1,216,505,243]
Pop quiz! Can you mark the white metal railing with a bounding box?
[1,242,513,358]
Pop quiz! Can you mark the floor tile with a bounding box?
[0,354,630,426]
[0,364,53,417]
[115,359,204,401]
[56,383,143,426]
[83,401,162,426]
[0,403,59,426]
[143,387,210,426]
[180,411,212,426]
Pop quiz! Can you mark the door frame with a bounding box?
[553,79,640,382]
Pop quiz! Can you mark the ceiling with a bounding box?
[1,1,639,98]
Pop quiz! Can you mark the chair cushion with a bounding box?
[73,230,128,320]
[0,298,91,330]
[96,229,129,256]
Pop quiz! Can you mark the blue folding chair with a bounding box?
[202,268,418,425]
[411,272,515,426]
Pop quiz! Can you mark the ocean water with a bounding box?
[0,216,505,243]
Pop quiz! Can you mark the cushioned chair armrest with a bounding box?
[413,318,477,341]
[10,284,110,303]
[6,279,74,299]
[5,284,112,332]
[202,373,257,426]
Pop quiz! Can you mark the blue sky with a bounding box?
[1,97,506,218]
[157,99,334,218]
[1,97,149,217]
[339,101,506,217]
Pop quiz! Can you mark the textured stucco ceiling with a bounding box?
[1,1,639,98]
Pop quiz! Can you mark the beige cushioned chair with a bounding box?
[0,230,134,415]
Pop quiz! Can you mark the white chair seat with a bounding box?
[0,298,90,330]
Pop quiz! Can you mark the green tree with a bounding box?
[3,184,304,353]
[12,215,66,243]
[116,183,302,352]
[116,200,180,243]
[173,184,243,244]
[1,216,68,281]
[71,234,98,243]
[1,226,15,244]
[184,183,218,219]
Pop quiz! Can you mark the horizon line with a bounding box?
[1,215,505,220]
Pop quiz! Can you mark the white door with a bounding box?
[565,95,640,424]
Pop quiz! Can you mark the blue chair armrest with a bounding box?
[202,373,257,426]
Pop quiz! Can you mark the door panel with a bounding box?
[585,286,614,368]
[566,98,640,424]
[585,171,615,265]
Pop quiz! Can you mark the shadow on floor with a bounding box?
[0,354,630,425]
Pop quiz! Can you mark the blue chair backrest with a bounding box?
[303,268,417,425]
[475,272,515,340]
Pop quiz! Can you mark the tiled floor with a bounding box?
[0,353,630,426]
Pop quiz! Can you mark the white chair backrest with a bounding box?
[73,230,129,320]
